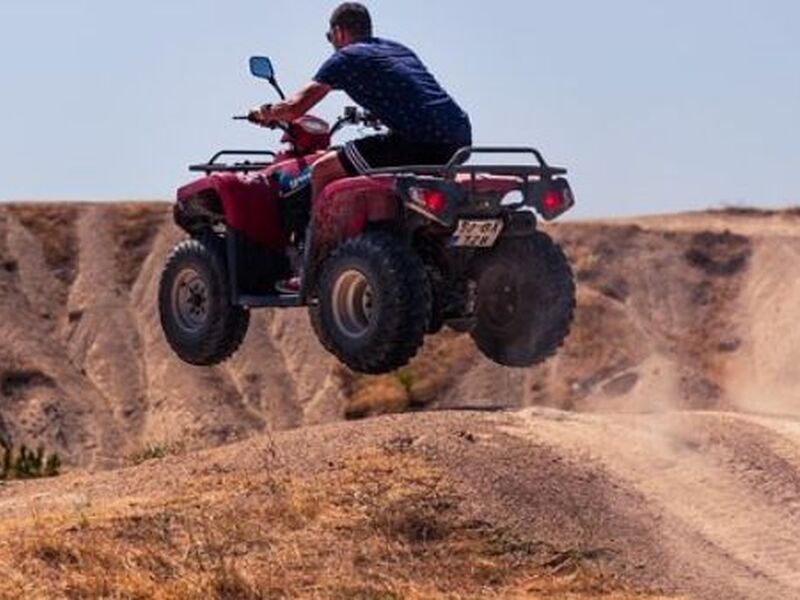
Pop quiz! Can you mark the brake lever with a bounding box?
[232,115,287,132]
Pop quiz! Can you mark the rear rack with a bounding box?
[364,146,567,180]
[189,150,277,175]
[187,146,567,183]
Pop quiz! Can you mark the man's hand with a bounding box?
[248,82,332,126]
[247,104,274,126]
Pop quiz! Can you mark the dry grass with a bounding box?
[712,205,800,218]
[108,203,168,288]
[0,444,669,599]
[341,331,476,419]
[128,440,190,467]
[7,203,80,285]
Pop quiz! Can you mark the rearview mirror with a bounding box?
[249,56,275,81]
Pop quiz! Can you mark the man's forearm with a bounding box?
[259,82,330,123]
[263,98,302,122]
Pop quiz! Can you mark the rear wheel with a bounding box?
[158,237,249,366]
[311,232,431,374]
[470,233,575,367]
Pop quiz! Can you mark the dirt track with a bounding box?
[0,408,798,598]
[505,408,800,598]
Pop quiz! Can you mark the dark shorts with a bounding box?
[338,134,466,176]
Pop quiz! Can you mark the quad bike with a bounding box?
[159,56,577,374]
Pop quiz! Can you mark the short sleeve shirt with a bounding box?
[314,38,472,145]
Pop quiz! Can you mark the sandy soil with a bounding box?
[0,408,797,598]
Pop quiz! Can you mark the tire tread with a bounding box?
[158,237,250,366]
[314,232,431,374]
[471,232,575,367]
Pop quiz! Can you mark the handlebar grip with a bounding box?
[232,116,249,120]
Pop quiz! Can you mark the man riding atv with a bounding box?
[159,2,576,375]
[248,2,472,247]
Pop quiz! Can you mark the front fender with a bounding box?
[176,172,288,250]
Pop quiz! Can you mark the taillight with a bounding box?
[398,178,461,225]
[409,187,447,215]
[542,190,563,213]
[537,179,575,220]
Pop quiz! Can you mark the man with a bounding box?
[250,2,472,206]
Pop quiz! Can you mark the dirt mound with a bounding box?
[1,409,798,598]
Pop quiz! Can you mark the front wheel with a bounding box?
[470,233,575,367]
[311,232,431,374]
[158,237,249,366]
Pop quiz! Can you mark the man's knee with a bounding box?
[312,152,343,178]
[311,152,348,195]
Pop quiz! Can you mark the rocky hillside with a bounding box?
[1,203,799,468]
[0,203,344,467]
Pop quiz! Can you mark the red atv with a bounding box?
[159,57,576,374]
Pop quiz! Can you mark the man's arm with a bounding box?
[251,81,331,124]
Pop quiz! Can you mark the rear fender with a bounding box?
[311,176,400,258]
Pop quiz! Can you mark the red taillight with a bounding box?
[423,190,447,213]
[537,180,574,220]
[542,189,563,213]
[409,187,447,215]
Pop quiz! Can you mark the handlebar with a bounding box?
[331,107,381,136]
[233,114,289,134]
[233,106,381,138]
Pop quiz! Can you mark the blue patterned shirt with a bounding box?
[314,38,472,145]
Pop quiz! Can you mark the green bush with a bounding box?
[0,438,61,480]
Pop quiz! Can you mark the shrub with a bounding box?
[128,440,188,466]
[0,438,61,480]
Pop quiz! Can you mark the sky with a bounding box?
[0,0,798,217]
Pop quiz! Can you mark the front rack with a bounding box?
[189,150,277,175]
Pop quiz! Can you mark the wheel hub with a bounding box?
[331,269,374,339]
[172,268,209,333]
[483,268,519,327]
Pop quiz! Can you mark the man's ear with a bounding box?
[335,26,352,48]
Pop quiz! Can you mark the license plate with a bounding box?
[451,219,504,247]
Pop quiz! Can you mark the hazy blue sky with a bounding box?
[1,0,798,216]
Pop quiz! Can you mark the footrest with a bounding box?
[237,294,303,308]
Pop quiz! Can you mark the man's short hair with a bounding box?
[331,3,373,39]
